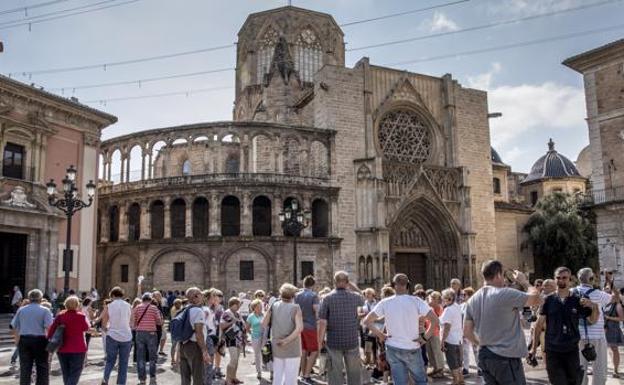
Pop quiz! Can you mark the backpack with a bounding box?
[170,305,199,343]
[574,288,599,325]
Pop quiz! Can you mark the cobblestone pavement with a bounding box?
[0,336,621,385]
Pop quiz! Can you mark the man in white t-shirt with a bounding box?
[179,287,210,385]
[363,274,439,385]
[440,288,464,385]
[238,293,251,321]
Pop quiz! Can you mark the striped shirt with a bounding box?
[576,285,612,340]
[133,303,163,332]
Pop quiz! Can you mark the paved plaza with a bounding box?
[0,334,621,385]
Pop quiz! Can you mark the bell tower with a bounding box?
[233,6,345,124]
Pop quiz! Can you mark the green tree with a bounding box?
[522,192,598,278]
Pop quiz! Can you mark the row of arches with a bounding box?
[104,196,330,242]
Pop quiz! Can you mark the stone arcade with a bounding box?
[96,6,499,295]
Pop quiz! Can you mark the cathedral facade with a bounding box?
[96,6,499,295]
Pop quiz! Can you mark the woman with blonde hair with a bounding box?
[246,299,265,379]
[262,283,303,385]
[220,297,245,385]
[47,295,90,385]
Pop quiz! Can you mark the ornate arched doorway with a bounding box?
[389,197,462,289]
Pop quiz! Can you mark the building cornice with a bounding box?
[562,38,624,73]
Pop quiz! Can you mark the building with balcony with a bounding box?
[564,39,624,286]
[0,75,116,311]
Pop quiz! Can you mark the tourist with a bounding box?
[532,266,596,385]
[212,289,225,379]
[440,288,464,385]
[239,292,251,321]
[318,271,364,385]
[450,278,464,304]
[604,287,624,378]
[177,287,210,385]
[11,289,53,385]
[220,296,246,385]
[80,297,96,365]
[295,275,320,384]
[461,287,477,376]
[170,298,184,368]
[576,267,614,385]
[132,292,163,385]
[263,283,303,385]
[463,260,542,385]
[152,290,168,356]
[101,286,133,385]
[363,274,439,385]
[359,287,377,369]
[47,295,90,385]
[425,291,445,378]
[202,289,218,385]
[11,285,23,313]
[246,299,265,380]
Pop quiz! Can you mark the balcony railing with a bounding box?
[98,172,331,195]
[579,186,624,207]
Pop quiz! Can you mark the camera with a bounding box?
[522,307,537,322]
[526,353,538,367]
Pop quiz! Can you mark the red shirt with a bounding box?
[132,303,162,332]
[47,310,90,353]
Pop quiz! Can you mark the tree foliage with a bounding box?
[522,192,598,278]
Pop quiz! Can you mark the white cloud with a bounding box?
[421,11,459,32]
[488,0,582,16]
[467,62,501,90]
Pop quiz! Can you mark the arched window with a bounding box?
[252,196,272,236]
[294,28,322,82]
[109,205,119,242]
[182,160,191,176]
[221,196,241,236]
[310,141,329,177]
[493,177,501,194]
[283,138,300,175]
[192,197,209,238]
[170,198,186,238]
[312,199,329,238]
[378,109,432,165]
[358,256,365,283]
[2,142,25,179]
[257,26,279,83]
[150,200,164,239]
[366,256,373,282]
[128,203,141,241]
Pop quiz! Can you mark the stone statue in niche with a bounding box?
[2,186,36,208]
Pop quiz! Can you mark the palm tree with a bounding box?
[522,192,598,278]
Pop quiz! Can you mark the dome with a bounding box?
[491,147,505,164]
[522,139,583,184]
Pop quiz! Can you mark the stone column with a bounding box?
[118,203,128,241]
[141,151,146,180]
[140,201,150,240]
[119,155,126,183]
[209,193,221,236]
[163,199,171,239]
[185,198,193,238]
[302,193,312,237]
[241,192,252,236]
[330,196,339,237]
[125,156,130,182]
[272,194,282,236]
[100,205,110,243]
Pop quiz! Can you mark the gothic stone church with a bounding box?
[96,6,502,296]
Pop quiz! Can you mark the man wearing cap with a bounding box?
[132,292,163,385]
[363,274,439,385]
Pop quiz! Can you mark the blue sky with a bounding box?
[1,0,623,173]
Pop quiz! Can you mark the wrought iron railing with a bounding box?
[579,186,624,206]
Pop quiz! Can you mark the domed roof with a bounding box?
[491,147,504,164]
[522,139,583,184]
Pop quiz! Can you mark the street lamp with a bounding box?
[46,165,96,296]
[279,199,311,285]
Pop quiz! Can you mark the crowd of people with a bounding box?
[7,261,624,385]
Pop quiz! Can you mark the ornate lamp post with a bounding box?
[279,199,311,285]
[46,165,96,296]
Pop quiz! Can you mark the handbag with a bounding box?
[581,317,597,362]
[46,324,65,353]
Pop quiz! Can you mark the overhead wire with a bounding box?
[6,0,469,77]
[83,85,233,104]
[0,0,142,31]
[0,0,73,16]
[37,0,623,92]
[81,22,624,105]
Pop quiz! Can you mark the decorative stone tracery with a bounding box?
[378,109,432,165]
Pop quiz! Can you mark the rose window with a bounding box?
[377,109,432,164]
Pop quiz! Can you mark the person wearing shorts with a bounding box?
[295,275,320,384]
[440,289,464,385]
